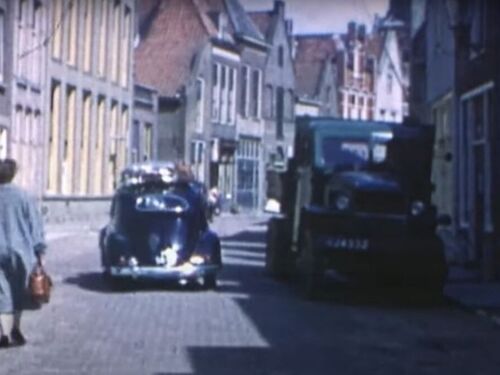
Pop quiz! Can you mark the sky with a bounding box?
[241,0,389,34]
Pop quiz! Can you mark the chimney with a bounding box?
[274,0,285,17]
[347,21,356,41]
[358,24,366,42]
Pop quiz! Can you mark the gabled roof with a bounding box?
[224,0,265,43]
[135,0,217,97]
[248,11,274,41]
[294,34,337,98]
[205,0,266,45]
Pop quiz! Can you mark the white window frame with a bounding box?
[0,9,4,83]
[228,67,237,126]
[220,65,228,124]
[195,77,205,132]
[240,65,250,117]
[251,69,262,119]
[458,82,494,232]
[212,63,221,122]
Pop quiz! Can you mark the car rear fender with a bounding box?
[194,230,221,265]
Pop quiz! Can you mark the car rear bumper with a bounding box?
[109,263,219,280]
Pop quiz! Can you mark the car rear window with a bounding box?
[135,193,189,213]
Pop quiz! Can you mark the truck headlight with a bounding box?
[335,193,351,211]
[189,255,206,265]
[411,201,425,216]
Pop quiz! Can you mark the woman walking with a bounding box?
[0,159,46,348]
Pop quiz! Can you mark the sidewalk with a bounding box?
[444,265,500,326]
[439,228,500,325]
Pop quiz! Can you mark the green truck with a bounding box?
[266,116,448,298]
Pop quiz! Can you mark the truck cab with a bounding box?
[266,116,447,298]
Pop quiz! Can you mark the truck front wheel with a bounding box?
[296,231,323,299]
[265,218,292,279]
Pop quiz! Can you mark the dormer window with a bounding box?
[218,13,229,40]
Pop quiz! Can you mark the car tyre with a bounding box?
[204,274,217,289]
[265,218,291,279]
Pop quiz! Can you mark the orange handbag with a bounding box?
[28,261,53,304]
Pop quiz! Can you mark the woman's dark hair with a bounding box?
[0,158,17,184]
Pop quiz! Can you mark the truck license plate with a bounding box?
[325,237,369,251]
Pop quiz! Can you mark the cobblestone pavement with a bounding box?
[1,214,500,374]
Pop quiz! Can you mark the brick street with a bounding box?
[1,215,500,375]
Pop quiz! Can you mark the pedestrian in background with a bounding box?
[0,158,46,348]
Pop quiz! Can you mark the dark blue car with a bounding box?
[99,162,222,289]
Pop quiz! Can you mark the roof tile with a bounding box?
[135,0,216,97]
[294,34,337,98]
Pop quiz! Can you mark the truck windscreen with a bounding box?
[320,137,387,170]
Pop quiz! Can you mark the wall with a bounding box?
[42,0,135,223]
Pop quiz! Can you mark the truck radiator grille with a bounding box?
[355,192,406,215]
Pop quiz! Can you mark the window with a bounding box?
[94,97,105,194]
[220,65,227,124]
[119,107,129,174]
[265,85,274,118]
[83,0,94,72]
[144,123,153,161]
[190,140,205,182]
[121,6,131,86]
[108,102,119,192]
[227,68,236,125]
[66,0,78,66]
[354,48,362,78]
[240,65,249,117]
[0,10,4,82]
[131,120,140,163]
[195,78,205,132]
[278,45,284,67]
[52,0,63,59]
[48,82,61,193]
[211,63,220,121]
[110,0,120,82]
[80,93,92,194]
[250,69,261,118]
[276,87,284,139]
[17,0,28,78]
[97,0,108,76]
[387,73,393,94]
[285,89,294,120]
[32,2,43,84]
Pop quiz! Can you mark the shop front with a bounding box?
[236,137,261,211]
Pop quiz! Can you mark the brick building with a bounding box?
[135,0,270,212]
[293,33,339,117]
[405,0,500,280]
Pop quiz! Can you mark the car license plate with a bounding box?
[324,236,369,251]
